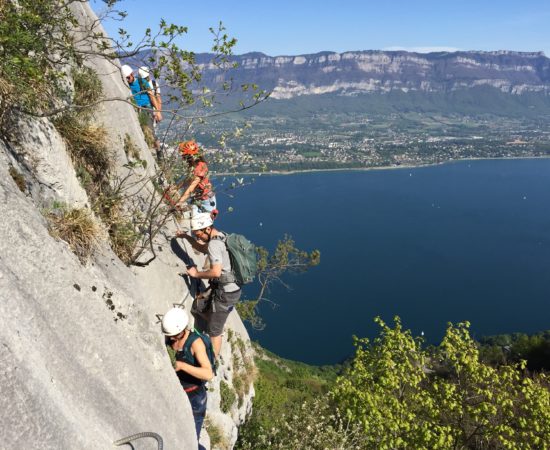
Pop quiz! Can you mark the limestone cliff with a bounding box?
[0,2,254,449]
[194,50,550,99]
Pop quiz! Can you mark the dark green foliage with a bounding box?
[165,345,177,368]
[479,330,550,371]
[0,0,76,113]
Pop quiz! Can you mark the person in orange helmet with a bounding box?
[174,140,217,217]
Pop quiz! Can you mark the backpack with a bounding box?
[212,233,258,285]
[181,328,217,375]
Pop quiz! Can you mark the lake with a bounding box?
[215,159,550,365]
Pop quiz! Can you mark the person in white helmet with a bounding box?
[185,213,241,357]
[138,66,162,117]
[162,307,212,450]
[120,64,162,158]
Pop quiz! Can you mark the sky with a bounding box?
[92,0,550,56]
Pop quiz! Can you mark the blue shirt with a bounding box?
[128,77,152,108]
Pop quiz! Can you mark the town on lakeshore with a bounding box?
[159,112,550,173]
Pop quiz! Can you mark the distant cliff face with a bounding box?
[195,50,550,99]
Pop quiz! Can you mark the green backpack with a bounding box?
[213,233,258,285]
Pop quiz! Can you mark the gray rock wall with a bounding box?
[0,143,197,449]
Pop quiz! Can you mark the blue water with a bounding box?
[215,159,550,365]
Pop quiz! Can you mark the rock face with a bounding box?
[0,141,197,449]
[0,3,254,449]
[194,50,550,99]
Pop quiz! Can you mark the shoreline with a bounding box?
[213,155,550,178]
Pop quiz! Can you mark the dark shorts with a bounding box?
[192,286,241,337]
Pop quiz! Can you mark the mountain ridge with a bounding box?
[191,49,550,100]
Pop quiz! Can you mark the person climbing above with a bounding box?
[174,140,217,218]
[185,213,241,357]
[162,307,213,450]
[121,64,162,158]
[138,66,162,127]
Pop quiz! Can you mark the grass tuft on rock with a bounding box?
[53,113,112,187]
[72,67,102,110]
[123,133,141,160]
[219,380,237,414]
[91,187,141,265]
[228,333,257,408]
[9,165,26,192]
[206,419,229,450]
[46,205,102,263]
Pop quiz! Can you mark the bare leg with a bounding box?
[211,335,222,358]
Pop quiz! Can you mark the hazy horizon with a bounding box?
[92,0,550,57]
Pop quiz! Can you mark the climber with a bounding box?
[120,64,162,158]
[185,213,241,357]
[138,66,162,128]
[173,140,218,218]
[162,307,213,450]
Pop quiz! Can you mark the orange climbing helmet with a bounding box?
[179,140,200,156]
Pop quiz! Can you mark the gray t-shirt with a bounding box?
[208,232,240,292]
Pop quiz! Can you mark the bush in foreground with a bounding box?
[334,318,550,449]
[239,318,550,449]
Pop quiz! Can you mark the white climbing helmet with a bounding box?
[161,307,189,336]
[121,64,133,79]
[138,66,150,79]
[191,213,213,231]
